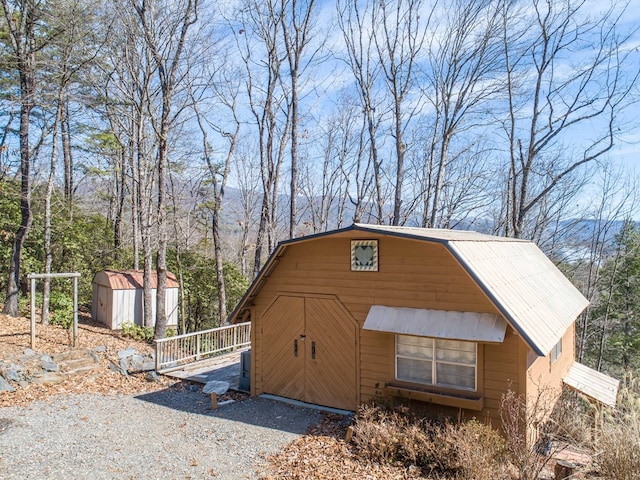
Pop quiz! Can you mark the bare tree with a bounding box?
[192,63,241,325]
[372,0,428,225]
[232,145,261,277]
[131,0,199,339]
[235,0,291,274]
[280,0,320,238]
[2,0,42,316]
[500,0,639,238]
[337,0,385,223]
[576,166,638,364]
[420,0,505,228]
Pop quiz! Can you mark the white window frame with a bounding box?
[395,335,477,392]
[550,338,562,364]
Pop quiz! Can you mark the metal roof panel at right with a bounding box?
[448,240,589,357]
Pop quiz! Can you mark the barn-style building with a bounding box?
[230,224,618,424]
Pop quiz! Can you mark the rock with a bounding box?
[53,351,99,377]
[203,381,230,396]
[30,372,66,385]
[125,354,155,373]
[23,348,37,357]
[144,371,159,382]
[0,375,15,392]
[117,348,138,359]
[2,366,22,382]
[127,354,145,372]
[40,354,53,363]
[141,360,155,371]
[119,358,129,375]
[52,349,93,363]
[93,345,106,353]
[41,361,60,372]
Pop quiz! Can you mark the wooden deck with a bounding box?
[160,349,248,391]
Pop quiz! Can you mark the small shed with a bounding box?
[230,223,619,425]
[92,270,179,329]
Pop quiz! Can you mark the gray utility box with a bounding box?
[239,350,251,392]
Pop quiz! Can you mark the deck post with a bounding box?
[233,325,238,351]
[154,340,160,372]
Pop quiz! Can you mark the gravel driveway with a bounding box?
[0,388,325,479]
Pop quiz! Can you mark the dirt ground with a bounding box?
[0,311,174,407]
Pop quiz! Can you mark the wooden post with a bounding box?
[154,340,160,372]
[345,426,355,443]
[210,393,218,409]
[26,272,81,349]
[30,277,36,349]
[72,275,78,347]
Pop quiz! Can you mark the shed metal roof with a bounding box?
[563,362,619,407]
[230,223,588,357]
[93,270,179,290]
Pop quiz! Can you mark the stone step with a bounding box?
[59,356,98,372]
[62,365,99,377]
[52,349,95,363]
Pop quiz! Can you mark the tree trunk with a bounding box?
[3,41,35,317]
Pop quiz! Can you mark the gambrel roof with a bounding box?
[231,223,588,357]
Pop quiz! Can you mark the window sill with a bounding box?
[384,383,484,411]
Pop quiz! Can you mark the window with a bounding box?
[551,338,562,364]
[396,335,477,391]
[351,240,378,271]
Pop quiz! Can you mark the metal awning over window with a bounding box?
[563,362,619,407]
[363,305,507,343]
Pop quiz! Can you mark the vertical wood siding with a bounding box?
[251,234,534,420]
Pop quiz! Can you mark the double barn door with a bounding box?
[261,295,357,410]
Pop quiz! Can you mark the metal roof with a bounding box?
[447,241,588,356]
[363,305,507,343]
[563,362,619,407]
[230,223,589,356]
[92,270,179,290]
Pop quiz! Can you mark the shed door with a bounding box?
[261,295,357,410]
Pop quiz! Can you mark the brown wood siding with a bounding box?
[251,234,527,419]
[526,323,575,403]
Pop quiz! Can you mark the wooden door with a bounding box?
[304,297,358,410]
[261,296,305,401]
[261,295,358,411]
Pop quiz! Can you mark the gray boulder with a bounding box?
[117,348,137,359]
[203,380,230,396]
[0,375,15,392]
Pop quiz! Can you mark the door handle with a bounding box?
[294,339,298,357]
[311,341,316,360]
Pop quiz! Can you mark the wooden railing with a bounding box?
[155,322,251,373]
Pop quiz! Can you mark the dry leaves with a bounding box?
[0,312,173,408]
[261,414,425,480]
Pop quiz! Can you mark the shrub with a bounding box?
[121,322,176,342]
[350,401,505,479]
[453,420,507,480]
[121,322,154,342]
[48,291,75,329]
[594,372,640,480]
